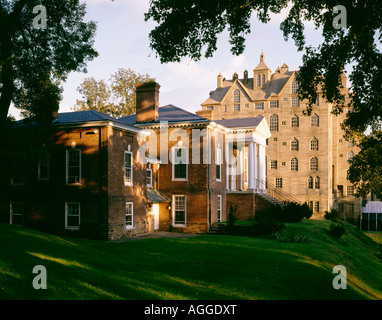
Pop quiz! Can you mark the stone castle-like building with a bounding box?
[196,53,360,219]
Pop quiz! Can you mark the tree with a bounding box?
[74,68,155,118]
[347,131,382,202]
[0,0,98,127]
[145,0,382,200]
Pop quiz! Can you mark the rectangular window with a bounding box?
[347,186,354,196]
[206,106,214,111]
[173,195,186,226]
[271,161,278,169]
[346,203,354,214]
[338,202,344,213]
[270,100,279,108]
[124,151,133,186]
[126,202,133,228]
[234,104,240,111]
[255,103,264,110]
[216,148,222,181]
[172,147,188,180]
[66,149,81,184]
[308,201,313,212]
[275,177,283,188]
[291,97,300,107]
[245,104,249,108]
[38,160,49,181]
[65,202,80,230]
[314,201,320,213]
[146,169,152,187]
[217,195,222,223]
[337,185,344,197]
[10,202,24,225]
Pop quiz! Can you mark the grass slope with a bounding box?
[0,220,381,300]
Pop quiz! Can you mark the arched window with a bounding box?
[270,114,279,132]
[292,80,299,93]
[234,89,240,103]
[291,157,298,171]
[310,157,318,171]
[311,113,319,127]
[291,114,299,128]
[291,138,299,151]
[310,137,319,151]
[262,74,265,86]
[347,151,354,162]
[315,176,320,189]
[308,176,313,189]
[257,75,261,87]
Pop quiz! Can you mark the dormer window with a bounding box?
[234,89,240,103]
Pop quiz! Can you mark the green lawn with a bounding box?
[364,231,382,244]
[1,220,382,300]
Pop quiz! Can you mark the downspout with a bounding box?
[207,127,212,230]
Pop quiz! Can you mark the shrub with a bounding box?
[324,209,341,220]
[227,204,237,228]
[328,221,346,238]
[254,204,283,221]
[253,219,285,236]
[281,202,313,223]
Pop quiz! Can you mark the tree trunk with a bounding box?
[0,33,14,129]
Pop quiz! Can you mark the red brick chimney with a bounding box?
[135,82,160,123]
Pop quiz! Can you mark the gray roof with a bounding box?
[147,189,170,203]
[214,116,264,129]
[120,104,209,125]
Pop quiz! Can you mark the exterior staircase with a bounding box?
[256,179,303,207]
[208,223,226,235]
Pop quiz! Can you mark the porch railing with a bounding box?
[256,179,303,205]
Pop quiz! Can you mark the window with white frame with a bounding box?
[38,159,49,181]
[124,151,133,186]
[291,114,299,127]
[347,185,354,196]
[270,100,279,108]
[314,201,320,213]
[275,177,283,188]
[65,202,80,230]
[255,102,264,110]
[216,147,222,181]
[206,106,214,111]
[291,157,298,171]
[217,195,222,222]
[291,97,300,107]
[10,202,24,225]
[172,146,188,180]
[310,137,319,151]
[173,195,186,226]
[311,114,319,127]
[125,202,133,228]
[146,169,153,187]
[66,149,81,184]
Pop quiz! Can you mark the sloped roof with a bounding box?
[120,104,209,125]
[214,116,264,129]
[147,189,170,203]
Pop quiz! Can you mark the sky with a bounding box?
[10,0,327,119]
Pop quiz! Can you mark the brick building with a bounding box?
[1,82,273,240]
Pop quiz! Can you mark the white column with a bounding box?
[253,142,258,190]
[248,142,254,190]
[225,145,230,191]
[258,144,266,191]
[239,147,244,191]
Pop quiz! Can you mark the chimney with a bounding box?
[243,70,248,84]
[135,82,160,123]
[217,73,223,88]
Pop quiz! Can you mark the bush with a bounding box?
[253,219,285,236]
[254,204,283,221]
[328,221,346,238]
[324,209,341,220]
[281,202,313,223]
[227,204,237,228]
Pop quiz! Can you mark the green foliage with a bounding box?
[0,0,99,125]
[74,68,155,118]
[328,220,346,238]
[227,203,237,228]
[255,202,312,223]
[324,209,342,220]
